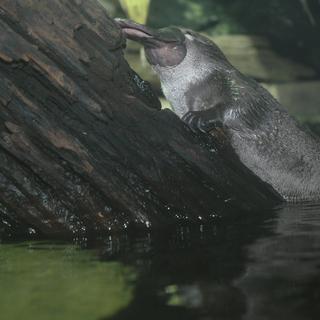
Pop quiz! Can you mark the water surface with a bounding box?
[1,203,320,320]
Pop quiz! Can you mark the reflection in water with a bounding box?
[100,211,274,320]
[1,204,320,320]
[237,203,320,320]
[103,204,320,320]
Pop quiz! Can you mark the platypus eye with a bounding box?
[183,30,196,40]
[184,30,194,36]
[185,33,194,41]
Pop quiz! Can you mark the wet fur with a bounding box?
[154,32,320,201]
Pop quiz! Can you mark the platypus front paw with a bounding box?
[182,111,221,133]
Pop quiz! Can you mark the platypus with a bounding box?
[116,19,320,202]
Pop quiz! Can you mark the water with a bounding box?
[1,203,320,320]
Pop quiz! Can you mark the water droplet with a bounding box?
[2,220,11,227]
[28,228,36,234]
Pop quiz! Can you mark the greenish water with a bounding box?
[0,242,134,320]
[1,203,320,320]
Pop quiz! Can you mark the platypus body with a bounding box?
[117,19,320,202]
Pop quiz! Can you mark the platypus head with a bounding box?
[116,18,187,68]
[116,19,229,70]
